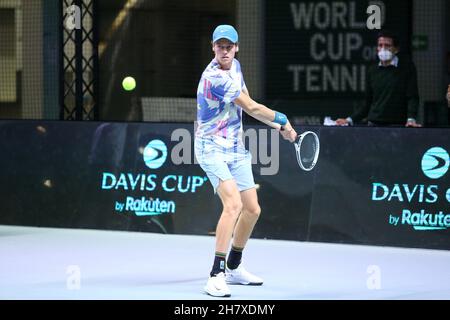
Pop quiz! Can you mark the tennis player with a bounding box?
[195,25,297,297]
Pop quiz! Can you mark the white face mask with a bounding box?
[378,48,394,62]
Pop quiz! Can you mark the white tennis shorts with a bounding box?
[194,136,255,194]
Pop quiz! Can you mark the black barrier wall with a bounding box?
[0,121,314,240]
[309,127,450,250]
[0,121,449,249]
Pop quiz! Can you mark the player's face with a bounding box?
[213,39,238,69]
[377,37,398,54]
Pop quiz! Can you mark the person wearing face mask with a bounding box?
[336,30,421,127]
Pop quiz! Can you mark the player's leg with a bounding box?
[195,139,241,259]
[195,139,240,296]
[203,178,242,297]
[227,150,260,252]
[213,179,243,272]
[230,187,260,255]
[224,151,263,285]
[225,186,263,285]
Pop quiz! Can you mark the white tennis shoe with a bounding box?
[204,272,231,297]
[226,264,264,285]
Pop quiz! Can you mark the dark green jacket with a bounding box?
[352,57,419,124]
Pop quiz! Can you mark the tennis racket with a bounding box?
[279,125,320,171]
[283,131,320,171]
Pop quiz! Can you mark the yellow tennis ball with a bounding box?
[122,76,136,91]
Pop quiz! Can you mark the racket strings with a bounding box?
[295,132,319,171]
[300,137,316,162]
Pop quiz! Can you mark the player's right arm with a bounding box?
[233,91,297,142]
